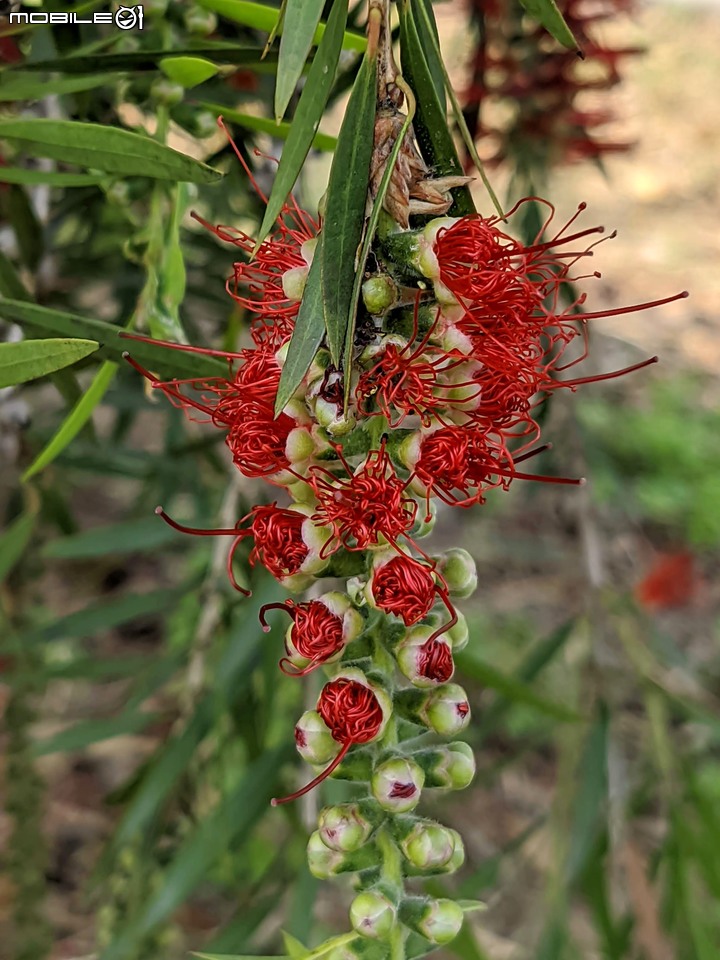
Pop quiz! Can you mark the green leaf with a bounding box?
[274,243,325,414]
[0,119,223,183]
[0,250,32,301]
[22,360,117,481]
[0,510,37,585]
[455,650,580,722]
[275,0,326,121]
[0,167,105,187]
[398,0,474,215]
[14,588,183,647]
[565,705,609,884]
[193,955,286,960]
[32,710,159,756]
[15,46,276,74]
[518,0,579,51]
[0,71,124,102]
[254,0,347,249]
[197,0,366,53]
[199,102,336,153]
[0,338,99,389]
[321,46,377,366]
[2,183,43,271]
[0,299,227,379]
[282,933,309,960]
[43,517,183,560]
[457,900,487,913]
[159,56,219,88]
[100,746,293,960]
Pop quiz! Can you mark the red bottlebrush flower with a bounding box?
[307,441,418,556]
[417,639,454,684]
[634,551,698,611]
[192,120,319,349]
[396,626,455,688]
[272,672,390,806]
[154,502,328,594]
[370,554,437,625]
[260,593,363,676]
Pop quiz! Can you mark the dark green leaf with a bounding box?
[0,299,227,378]
[274,242,325,414]
[321,46,377,365]
[254,0,347,249]
[199,102,336,153]
[411,0,445,108]
[0,119,223,183]
[159,56,219,87]
[14,588,183,647]
[0,167,105,187]
[0,250,32,301]
[0,71,124,102]
[11,46,277,74]
[565,705,609,883]
[0,510,37,585]
[2,183,43,270]
[0,338,99,389]
[399,0,474,215]
[518,0,579,51]
[43,517,183,559]
[32,711,159,756]
[275,0,326,121]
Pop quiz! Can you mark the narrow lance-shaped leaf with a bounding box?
[0,168,105,187]
[321,43,378,366]
[519,0,580,52]
[199,103,337,153]
[0,510,37,585]
[254,0,347,249]
[275,0,326,121]
[0,119,223,183]
[399,0,474,216]
[0,338,99,388]
[274,243,325,415]
[0,71,124,102]
[15,46,278,74]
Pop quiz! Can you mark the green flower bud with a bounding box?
[350,891,397,941]
[416,742,476,790]
[318,803,373,853]
[307,831,376,879]
[400,820,456,869]
[294,710,337,764]
[362,275,398,315]
[438,548,478,599]
[372,757,425,813]
[281,265,309,302]
[400,897,464,944]
[395,626,455,689]
[150,78,184,106]
[184,7,218,35]
[424,683,471,735]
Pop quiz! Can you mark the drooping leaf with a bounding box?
[275,0,326,121]
[197,0,366,52]
[321,45,377,366]
[0,510,37,585]
[43,517,183,560]
[0,119,223,183]
[254,0,347,248]
[0,71,124,102]
[159,56,220,87]
[199,102,337,153]
[32,711,159,756]
[518,0,580,51]
[21,360,117,481]
[274,243,325,415]
[0,338,99,389]
[0,299,226,378]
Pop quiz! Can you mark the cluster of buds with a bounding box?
[125,114,684,954]
[463,0,642,166]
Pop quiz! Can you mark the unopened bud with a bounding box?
[306,831,376,879]
[294,710,337,764]
[416,742,476,790]
[350,891,397,941]
[318,803,373,853]
[400,820,456,870]
[424,683,471,735]
[151,78,184,106]
[372,757,425,813]
[281,265,309,302]
[400,897,464,945]
[395,627,454,688]
[438,548,478,598]
[362,275,398,315]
